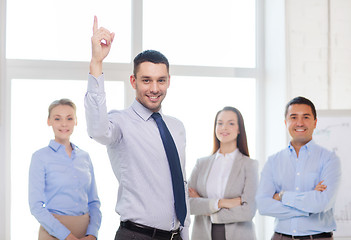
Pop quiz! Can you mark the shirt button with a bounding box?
[296,187,299,190]
[293,230,296,233]
[297,172,300,176]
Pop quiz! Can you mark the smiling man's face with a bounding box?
[285,104,317,148]
[130,62,170,112]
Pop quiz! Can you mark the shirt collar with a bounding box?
[131,99,162,121]
[48,139,77,152]
[288,139,315,153]
[215,148,239,159]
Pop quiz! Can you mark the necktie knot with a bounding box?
[151,112,162,121]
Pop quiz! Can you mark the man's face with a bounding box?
[130,62,170,112]
[285,104,317,147]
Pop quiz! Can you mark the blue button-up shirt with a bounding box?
[256,140,341,236]
[29,140,101,240]
[84,74,190,239]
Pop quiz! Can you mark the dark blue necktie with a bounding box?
[151,112,187,226]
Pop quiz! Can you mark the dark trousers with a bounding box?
[211,224,226,240]
[272,232,333,240]
[115,226,183,240]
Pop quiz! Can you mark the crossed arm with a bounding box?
[272,180,327,201]
[188,159,258,223]
[256,154,341,219]
[189,188,242,209]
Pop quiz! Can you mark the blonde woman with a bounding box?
[188,106,258,240]
[29,99,101,240]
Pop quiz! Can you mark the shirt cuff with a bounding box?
[213,199,220,211]
[281,191,295,207]
[86,223,99,239]
[52,224,71,240]
[209,199,221,223]
[87,73,105,94]
[210,210,221,223]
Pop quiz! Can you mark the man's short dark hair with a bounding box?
[133,50,169,76]
[285,96,317,119]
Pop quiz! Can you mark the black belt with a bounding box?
[120,221,181,240]
[276,232,333,239]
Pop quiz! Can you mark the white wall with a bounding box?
[329,0,351,109]
[286,0,329,107]
[286,0,351,109]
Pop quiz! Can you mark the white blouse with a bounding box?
[206,149,238,211]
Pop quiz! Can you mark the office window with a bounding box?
[143,0,256,67]
[6,0,131,62]
[11,79,123,240]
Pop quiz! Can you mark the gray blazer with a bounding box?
[188,151,258,240]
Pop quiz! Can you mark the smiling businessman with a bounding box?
[256,96,341,240]
[85,16,189,240]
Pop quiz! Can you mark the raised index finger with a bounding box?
[93,16,98,33]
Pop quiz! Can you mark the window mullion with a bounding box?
[170,65,257,79]
[131,0,143,59]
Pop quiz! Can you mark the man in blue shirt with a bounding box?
[256,96,341,240]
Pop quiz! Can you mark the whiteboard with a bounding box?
[313,110,351,237]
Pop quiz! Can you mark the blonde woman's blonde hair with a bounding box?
[48,98,76,118]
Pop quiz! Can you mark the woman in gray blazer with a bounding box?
[188,106,258,240]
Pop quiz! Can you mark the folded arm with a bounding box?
[188,189,220,216]
[256,159,310,220]
[280,153,341,214]
[188,159,220,216]
[211,160,259,223]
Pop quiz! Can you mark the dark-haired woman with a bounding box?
[188,106,258,240]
